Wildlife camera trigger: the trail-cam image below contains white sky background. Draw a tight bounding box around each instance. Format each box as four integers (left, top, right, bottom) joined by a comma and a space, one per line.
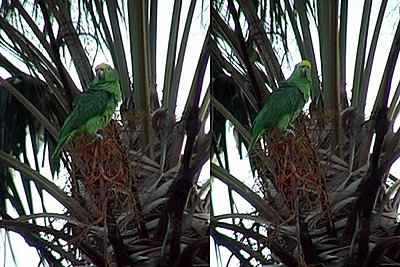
211, 1, 400, 266
0, 1, 209, 266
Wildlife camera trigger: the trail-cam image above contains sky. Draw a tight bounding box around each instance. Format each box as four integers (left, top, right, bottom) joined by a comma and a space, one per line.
211, 1, 400, 266
0, 1, 209, 266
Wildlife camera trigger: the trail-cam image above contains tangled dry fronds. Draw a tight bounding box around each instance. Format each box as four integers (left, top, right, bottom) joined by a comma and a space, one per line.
55, 111, 210, 265
65, 120, 143, 242
254, 113, 334, 230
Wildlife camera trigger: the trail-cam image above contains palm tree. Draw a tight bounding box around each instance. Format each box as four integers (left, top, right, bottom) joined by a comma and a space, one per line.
0, 0, 210, 266
211, 0, 400, 266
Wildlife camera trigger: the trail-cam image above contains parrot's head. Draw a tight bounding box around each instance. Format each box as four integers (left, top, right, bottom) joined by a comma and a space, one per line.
93, 63, 122, 101
285, 60, 312, 98
297, 60, 311, 80
95, 63, 119, 82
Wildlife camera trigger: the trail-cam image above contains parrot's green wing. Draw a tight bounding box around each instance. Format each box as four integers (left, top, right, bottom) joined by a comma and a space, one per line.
52, 89, 117, 158
248, 85, 306, 151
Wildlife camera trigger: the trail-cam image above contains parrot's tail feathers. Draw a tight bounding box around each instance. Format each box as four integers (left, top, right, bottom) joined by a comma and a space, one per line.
51, 137, 67, 159
52, 144, 62, 159
247, 137, 258, 155
52, 129, 80, 159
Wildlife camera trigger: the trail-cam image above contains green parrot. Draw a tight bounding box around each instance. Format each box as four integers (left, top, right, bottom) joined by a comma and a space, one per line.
248, 60, 312, 152
52, 63, 122, 158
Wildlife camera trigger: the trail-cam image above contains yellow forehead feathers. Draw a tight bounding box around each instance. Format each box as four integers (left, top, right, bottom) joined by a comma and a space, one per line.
298, 60, 311, 68
95, 63, 112, 71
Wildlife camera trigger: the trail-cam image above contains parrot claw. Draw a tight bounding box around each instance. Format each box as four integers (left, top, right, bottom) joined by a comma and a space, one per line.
284, 128, 295, 138
94, 133, 104, 140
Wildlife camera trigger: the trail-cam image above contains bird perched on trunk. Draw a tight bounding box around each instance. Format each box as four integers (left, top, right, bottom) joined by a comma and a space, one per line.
52, 63, 122, 158
248, 60, 312, 152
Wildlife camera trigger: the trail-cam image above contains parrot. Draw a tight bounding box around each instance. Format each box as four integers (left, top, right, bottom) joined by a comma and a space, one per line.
248, 60, 312, 152
52, 63, 122, 158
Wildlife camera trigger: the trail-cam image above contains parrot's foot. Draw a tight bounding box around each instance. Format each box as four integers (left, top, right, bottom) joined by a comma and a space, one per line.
284, 128, 295, 138
94, 133, 104, 140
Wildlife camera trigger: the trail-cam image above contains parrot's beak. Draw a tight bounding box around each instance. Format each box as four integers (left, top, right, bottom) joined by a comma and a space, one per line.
300, 66, 310, 77
95, 63, 112, 80
96, 68, 105, 80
